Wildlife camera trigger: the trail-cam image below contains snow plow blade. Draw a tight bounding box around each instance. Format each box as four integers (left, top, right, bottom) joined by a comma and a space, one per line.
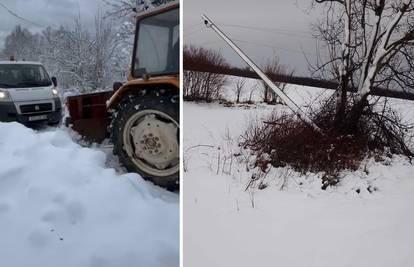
66, 91, 114, 142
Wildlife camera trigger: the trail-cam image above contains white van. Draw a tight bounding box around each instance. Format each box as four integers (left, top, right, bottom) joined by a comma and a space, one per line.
0, 61, 62, 125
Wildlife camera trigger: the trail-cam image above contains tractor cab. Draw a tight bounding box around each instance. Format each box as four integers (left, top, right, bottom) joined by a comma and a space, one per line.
132, 6, 179, 79
66, 2, 180, 189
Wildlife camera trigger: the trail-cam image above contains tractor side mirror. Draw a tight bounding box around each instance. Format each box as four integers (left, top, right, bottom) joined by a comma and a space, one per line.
51, 77, 58, 87
113, 82, 123, 92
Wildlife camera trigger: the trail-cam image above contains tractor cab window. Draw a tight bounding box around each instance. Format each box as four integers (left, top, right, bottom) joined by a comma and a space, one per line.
133, 7, 179, 77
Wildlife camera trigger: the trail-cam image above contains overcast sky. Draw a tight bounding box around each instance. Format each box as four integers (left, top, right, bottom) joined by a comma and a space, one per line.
1, 0, 327, 75
184, 0, 326, 75
0, 0, 102, 49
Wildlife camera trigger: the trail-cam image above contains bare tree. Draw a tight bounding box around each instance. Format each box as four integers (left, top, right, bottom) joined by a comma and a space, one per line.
102, 0, 174, 42
103, 0, 152, 17
91, 10, 124, 89
232, 77, 246, 103
183, 45, 228, 102
241, 0, 414, 188
2, 12, 128, 91
0, 51, 7, 60
261, 56, 293, 104
248, 83, 258, 103
3, 25, 42, 61
311, 0, 414, 132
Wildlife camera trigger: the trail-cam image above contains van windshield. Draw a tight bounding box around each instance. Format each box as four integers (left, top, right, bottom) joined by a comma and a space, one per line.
0, 64, 52, 88
132, 7, 179, 77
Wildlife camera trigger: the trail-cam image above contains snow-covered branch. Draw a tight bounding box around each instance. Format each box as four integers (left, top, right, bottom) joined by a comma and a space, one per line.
357, 0, 413, 98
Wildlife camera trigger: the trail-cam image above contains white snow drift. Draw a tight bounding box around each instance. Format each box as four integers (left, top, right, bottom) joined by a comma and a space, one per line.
0, 122, 178, 267
184, 83, 414, 267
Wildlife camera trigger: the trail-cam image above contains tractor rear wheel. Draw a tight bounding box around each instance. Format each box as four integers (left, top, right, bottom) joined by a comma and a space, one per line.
111, 95, 179, 189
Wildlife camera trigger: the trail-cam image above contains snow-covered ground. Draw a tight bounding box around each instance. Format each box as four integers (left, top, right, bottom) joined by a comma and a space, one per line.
0, 123, 178, 267
183, 83, 414, 267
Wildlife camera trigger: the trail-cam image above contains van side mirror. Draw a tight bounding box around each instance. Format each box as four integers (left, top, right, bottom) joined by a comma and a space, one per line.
51, 77, 58, 87
113, 82, 123, 92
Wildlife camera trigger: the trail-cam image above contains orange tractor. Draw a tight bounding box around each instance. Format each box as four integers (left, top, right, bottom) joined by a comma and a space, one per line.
66, 2, 179, 189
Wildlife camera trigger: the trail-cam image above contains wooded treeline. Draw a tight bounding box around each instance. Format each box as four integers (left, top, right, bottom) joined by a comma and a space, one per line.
1, 0, 174, 92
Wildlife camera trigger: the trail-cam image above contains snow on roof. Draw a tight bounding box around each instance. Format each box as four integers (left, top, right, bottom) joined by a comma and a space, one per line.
136, 0, 179, 20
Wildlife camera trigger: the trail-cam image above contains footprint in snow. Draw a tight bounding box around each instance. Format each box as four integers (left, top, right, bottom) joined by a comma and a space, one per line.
0, 166, 24, 187
27, 229, 52, 248
65, 200, 86, 224
90, 256, 111, 267
41, 200, 85, 225
49, 132, 72, 148
0, 202, 11, 214
52, 192, 67, 204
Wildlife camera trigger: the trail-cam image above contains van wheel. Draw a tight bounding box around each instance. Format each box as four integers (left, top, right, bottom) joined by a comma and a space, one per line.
111, 95, 179, 189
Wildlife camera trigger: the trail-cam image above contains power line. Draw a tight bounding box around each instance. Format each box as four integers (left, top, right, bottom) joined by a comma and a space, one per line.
219, 22, 311, 34
184, 21, 320, 57
184, 22, 203, 31
0, 1, 45, 27
233, 38, 308, 55
220, 23, 314, 40
194, 40, 222, 47
185, 22, 324, 58
184, 26, 205, 37
232, 38, 326, 58
192, 36, 326, 59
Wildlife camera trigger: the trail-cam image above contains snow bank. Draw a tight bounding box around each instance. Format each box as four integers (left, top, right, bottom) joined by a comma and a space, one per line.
0, 123, 178, 267
183, 83, 414, 267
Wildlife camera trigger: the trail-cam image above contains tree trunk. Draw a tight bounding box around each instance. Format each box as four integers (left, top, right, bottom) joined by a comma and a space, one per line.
264, 86, 269, 103
334, 75, 348, 127
345, 93, 369, 134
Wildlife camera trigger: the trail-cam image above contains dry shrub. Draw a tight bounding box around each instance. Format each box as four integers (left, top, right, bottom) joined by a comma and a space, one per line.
241, 100, 414, 189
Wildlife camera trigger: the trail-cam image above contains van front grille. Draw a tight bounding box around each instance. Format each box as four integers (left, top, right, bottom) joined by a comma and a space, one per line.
20, 103, 53, 114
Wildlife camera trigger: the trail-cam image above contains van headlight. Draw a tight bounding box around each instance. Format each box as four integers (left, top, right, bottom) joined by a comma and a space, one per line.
52, 88, 59, 96
0, 89, 10, 101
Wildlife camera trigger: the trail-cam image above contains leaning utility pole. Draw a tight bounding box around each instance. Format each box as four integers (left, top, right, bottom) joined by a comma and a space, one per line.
201, 14, 323, 134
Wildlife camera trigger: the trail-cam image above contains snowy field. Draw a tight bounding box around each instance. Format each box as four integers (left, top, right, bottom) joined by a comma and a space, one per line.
183, 83, 414, 267
0, 123, 178, 267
